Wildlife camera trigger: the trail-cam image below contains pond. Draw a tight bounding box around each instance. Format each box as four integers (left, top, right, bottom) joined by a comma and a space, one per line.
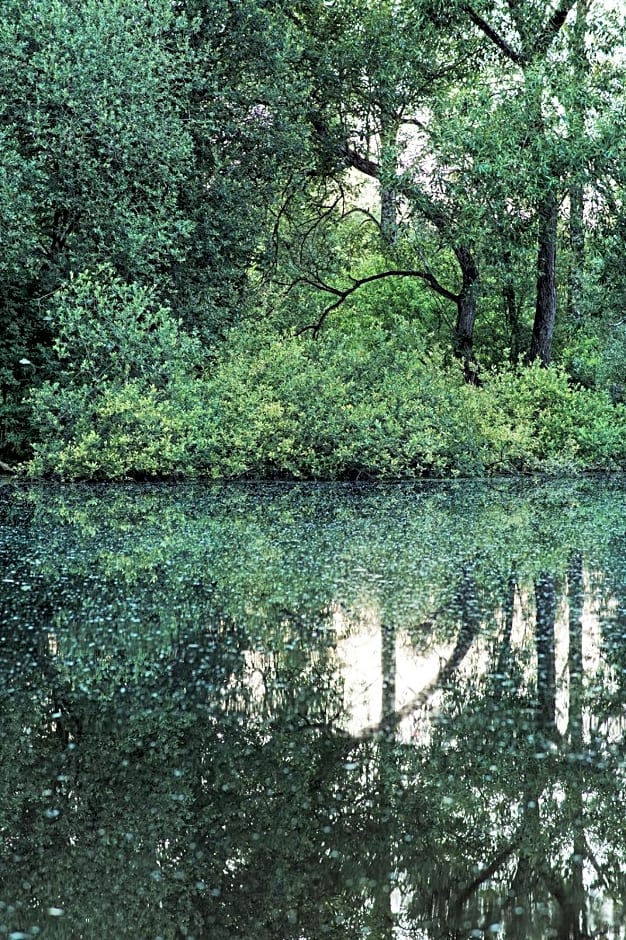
1, 478, 626, 939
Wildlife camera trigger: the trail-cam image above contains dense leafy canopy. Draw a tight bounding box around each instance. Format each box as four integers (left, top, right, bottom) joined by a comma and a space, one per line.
1, 0, 626, 476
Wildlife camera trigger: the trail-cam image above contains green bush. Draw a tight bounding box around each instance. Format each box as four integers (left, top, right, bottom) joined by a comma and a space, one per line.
26, 292, 626, 480
27, 267, 207, 479
196, 323, 473, 480
476, 362, 626, 472
198, 325, 626, 479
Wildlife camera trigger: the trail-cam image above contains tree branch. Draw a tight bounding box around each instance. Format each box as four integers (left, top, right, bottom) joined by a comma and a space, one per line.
535, 0, 578, 57
353, 592, 479, 744
343, 145, 380, 179
296, 269, 458, 337
463, 4, 526, 64
399, 116, 429, 132
454, 839, 521, 911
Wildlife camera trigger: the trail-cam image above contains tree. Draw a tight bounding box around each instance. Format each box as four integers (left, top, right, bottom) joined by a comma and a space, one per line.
0, 0, 317, 461
0, 0, 198, 458
454, 0, 626, 366
286, 0, 626, 373
461, 0, 577, 365
269, 0, 486, 375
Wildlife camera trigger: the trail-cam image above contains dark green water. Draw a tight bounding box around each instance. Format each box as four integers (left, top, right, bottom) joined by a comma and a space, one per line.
2, 479, 626, 939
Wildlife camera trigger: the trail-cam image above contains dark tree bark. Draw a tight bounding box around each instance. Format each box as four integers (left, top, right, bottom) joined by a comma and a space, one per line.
568, 182, 585, 325
465, 2, 577, 366
453, 245, 480, 380
529, 192, 558, 366
567, 551, 584, 747
344, 144, 481, 378
381, 622, 396, 719
380, 185, 398, 247
567, 1, 589, 325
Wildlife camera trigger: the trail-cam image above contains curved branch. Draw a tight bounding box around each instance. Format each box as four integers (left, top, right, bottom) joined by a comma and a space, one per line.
465, 0, 576, 65
536, 0, 577, 57
454, 840, 521, 911
343, 145, 380, 179
354, 583, 480, 744
296, 269, 459, 337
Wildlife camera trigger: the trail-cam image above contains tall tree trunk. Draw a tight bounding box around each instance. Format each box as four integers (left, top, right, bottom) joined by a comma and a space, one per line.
530, 192, 558, 366
380, 187, 398, 248
567, 1, 589, 325
453, 245, 480, 381
568, 181, 585, 325
502, 251, 522, 362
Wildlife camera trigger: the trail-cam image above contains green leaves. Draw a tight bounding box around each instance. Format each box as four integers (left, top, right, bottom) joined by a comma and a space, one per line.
2, 0, 196, 279
27, 308, 626, 479
27, 267, 206, 479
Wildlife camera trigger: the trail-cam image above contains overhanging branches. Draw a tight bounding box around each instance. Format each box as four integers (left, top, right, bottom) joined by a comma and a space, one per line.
294, 268, 458, 337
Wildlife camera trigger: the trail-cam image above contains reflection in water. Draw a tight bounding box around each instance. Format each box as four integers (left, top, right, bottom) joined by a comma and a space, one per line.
1, 480, 626, 938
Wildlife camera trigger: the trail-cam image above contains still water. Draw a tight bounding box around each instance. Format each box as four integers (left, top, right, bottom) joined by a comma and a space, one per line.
2, 479, 626, 939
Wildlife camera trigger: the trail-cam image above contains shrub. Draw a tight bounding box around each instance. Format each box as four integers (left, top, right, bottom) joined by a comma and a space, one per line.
26, 292, 626, 480
476, 362, 626, 472
27, 267, 206, 479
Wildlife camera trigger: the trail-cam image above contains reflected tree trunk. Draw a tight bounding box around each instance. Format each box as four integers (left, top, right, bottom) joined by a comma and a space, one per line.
355, 564, 481, 744
535, 572, 557, 735
381, 621, 396, 719
567, 552, 584, 750
455, 562, 482, 652
559, 550, 588, 939
496, 568, 518, 682
360, 567, 481, 935
370, 621, 397, 939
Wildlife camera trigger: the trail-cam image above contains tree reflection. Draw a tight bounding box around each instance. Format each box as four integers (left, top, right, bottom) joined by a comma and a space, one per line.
2, 481, 626, 937
395, 553, 625, 939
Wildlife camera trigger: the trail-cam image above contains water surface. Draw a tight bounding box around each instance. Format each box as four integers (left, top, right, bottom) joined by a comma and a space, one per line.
2, 479, 626, 939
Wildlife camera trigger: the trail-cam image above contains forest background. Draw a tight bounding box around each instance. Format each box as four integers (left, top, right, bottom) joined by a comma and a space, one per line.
3, 0, 626, 480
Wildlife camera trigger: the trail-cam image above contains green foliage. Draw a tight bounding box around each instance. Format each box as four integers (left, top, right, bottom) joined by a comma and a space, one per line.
0, 0, 318, 460
0, 0, 197, 461
477, 362, 626, 472
561, 313, 626, 398
197, 326, 626, 479
27, 268, 207, 479
8, 0, 626, 476
46, 267, 202, 387
0, 0, 197, 286
27, 307, 626, 480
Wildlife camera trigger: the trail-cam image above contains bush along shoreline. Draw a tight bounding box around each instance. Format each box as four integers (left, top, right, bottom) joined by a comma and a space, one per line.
20, 274, 626, 482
